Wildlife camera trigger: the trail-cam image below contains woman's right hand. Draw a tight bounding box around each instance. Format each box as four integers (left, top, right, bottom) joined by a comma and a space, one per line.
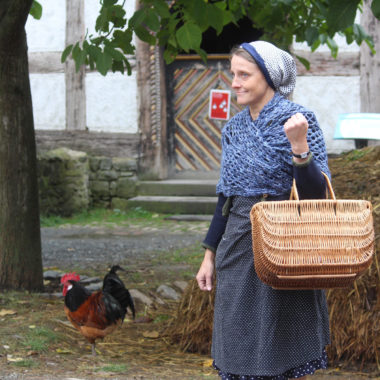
196, 249, 215, 291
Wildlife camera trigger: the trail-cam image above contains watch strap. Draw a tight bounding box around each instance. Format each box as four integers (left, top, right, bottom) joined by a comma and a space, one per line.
292, 150, 310, 159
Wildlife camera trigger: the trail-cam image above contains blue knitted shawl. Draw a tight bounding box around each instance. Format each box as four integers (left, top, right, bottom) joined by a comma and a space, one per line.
216, 93, 330, 197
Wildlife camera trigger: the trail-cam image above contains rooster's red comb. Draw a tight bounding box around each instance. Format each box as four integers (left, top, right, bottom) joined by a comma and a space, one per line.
60, 272, 80, 284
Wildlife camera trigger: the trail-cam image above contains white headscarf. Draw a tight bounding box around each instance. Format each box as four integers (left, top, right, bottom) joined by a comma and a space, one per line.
241, 41, 296, 97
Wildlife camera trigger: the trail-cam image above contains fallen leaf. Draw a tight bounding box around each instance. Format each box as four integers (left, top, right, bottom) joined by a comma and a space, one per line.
202, 359, 214, 367
56, 348, 75, 354
142, 330, 159, 339
0, 309, 17, 317
134, 316, 153, 323
29, 325, 36, 329
7, 355, 24, 362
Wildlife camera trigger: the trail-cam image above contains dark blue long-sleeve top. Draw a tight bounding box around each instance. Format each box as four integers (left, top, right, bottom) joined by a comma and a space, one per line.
202, 156, 327, 253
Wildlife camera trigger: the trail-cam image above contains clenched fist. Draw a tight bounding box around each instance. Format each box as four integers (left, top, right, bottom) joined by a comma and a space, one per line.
284, 112, 309, 157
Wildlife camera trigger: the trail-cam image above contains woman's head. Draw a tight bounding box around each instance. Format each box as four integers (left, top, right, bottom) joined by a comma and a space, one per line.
230, 53, 275, 112
230, 41, 296, 98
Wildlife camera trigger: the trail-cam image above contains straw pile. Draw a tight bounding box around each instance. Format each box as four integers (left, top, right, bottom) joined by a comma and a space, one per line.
165, 278, 215, 354
166, 146, 380, 368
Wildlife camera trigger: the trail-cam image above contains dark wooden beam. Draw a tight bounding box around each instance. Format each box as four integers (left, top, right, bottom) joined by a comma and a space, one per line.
35, 130, 139, 158
294, 50, 360, 76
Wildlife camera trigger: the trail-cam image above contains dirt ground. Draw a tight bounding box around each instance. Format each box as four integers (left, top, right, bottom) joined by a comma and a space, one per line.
0, 220, 378, 379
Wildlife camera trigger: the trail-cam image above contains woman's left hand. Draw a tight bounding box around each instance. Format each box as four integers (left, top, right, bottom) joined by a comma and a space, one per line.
284, 112, 309, 155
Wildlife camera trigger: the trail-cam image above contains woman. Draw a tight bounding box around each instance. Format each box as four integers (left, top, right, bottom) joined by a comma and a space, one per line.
196, 41, 330, 380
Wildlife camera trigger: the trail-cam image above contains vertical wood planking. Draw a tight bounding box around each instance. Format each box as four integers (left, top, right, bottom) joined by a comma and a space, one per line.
360, 0, 380, 113
65, 0, 86, 130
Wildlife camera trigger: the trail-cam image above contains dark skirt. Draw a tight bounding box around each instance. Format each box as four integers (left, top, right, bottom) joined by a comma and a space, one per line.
212, 196, 330, 377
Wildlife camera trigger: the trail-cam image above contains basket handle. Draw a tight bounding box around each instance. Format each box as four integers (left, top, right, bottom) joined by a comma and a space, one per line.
290, 171, 336, 201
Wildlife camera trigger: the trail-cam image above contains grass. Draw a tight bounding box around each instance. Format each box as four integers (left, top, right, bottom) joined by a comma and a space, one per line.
40, 207, 166, 228
22, 326, 59, 352
151, 244, 204, 268
11, 359, 38, 368
96, 363, 129, 373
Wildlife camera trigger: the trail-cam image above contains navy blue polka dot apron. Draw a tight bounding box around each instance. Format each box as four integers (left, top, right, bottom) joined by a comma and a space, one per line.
212, 196, 330, 378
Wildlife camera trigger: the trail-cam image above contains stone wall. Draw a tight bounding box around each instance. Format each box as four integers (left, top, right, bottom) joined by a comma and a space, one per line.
38, 148, 137, 216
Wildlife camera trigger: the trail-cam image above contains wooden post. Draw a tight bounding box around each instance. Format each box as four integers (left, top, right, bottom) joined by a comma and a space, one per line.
360, 1, 380, 147
135, 0, 168, 179
136, 41, 168, 179
65, 0, 86, 130
361, 1, 380, 112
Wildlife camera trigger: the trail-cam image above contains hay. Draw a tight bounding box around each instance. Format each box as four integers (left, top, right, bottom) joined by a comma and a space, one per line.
326, 254, 379, 369
166, 257, 379, 370
164, 278, 214, 354
166, 147, 380, 370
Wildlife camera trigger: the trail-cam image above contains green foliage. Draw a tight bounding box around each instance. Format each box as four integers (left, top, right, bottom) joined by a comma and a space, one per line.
371, 0, 380, 19
29, 1, 42, 20
62, 0, 377, 75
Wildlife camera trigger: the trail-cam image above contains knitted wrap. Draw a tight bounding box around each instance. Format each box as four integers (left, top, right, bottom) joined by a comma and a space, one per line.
216, 93, 330, 197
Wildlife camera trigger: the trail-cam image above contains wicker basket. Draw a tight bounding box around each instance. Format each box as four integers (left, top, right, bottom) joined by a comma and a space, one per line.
250, 173, 375, 289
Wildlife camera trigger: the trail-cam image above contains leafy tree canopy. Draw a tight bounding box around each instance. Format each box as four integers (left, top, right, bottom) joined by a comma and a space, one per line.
54, 0, 380, 75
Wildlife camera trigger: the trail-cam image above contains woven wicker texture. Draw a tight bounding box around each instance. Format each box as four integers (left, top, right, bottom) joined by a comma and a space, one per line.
250, 174, 375, 289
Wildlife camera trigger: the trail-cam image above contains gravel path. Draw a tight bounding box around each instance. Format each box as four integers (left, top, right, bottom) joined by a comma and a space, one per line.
41, 224, 206, 269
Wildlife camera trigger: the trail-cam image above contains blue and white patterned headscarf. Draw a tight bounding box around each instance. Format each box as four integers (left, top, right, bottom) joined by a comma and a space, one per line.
241, 41, 296, 97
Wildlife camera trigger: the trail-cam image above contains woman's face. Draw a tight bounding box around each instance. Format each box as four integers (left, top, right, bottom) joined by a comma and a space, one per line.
230, 54, 274, 111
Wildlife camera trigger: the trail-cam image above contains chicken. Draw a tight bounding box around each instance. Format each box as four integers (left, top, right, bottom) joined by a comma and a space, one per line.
61, 265, 135, 355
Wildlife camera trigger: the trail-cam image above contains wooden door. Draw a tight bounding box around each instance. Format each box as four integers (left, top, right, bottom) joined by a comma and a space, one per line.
166, 57, 241, 177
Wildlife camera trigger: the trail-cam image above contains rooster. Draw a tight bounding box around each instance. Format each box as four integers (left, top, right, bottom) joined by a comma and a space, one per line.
61, 265, 135, 355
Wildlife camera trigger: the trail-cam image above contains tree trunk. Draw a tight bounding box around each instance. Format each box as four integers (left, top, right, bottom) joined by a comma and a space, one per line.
0, 0, 43, 290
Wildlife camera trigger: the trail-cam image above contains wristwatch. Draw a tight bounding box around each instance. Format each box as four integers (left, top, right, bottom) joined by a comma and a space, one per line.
292, 150, 310, 159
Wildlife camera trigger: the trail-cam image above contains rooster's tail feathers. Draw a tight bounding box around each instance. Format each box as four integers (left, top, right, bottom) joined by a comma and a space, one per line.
103, 266, 135, 319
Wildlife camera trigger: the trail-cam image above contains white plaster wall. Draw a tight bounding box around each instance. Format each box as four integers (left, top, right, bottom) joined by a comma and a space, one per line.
25, 1, 138, 133
293, 29, 360, 153
29, 74, 66, 130
84, 1, 138, 133
26, 0, 66, 52
86, 71, 138, 133
293, 76, 358, 154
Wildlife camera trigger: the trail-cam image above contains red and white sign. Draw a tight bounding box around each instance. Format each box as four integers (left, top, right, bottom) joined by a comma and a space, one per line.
209, 89, 231, 120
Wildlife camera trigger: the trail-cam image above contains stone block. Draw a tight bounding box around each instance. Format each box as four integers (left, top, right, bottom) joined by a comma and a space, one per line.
112, 157, 137, 171
119, 171, 135, 177
99, 157, 112, 170
38, 147, 89, 216
97, 170, 118, 181
111, 197, 129, 210
89, 157, 101, 171
115, 176, 137, 199
90, 180, 110, 198
156, 284, 180, 300
110, 181, 117, 196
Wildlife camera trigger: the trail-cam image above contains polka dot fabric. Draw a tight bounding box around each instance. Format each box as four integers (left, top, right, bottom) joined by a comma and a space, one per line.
211, 195, 330, 377
213, 349, 328, 379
